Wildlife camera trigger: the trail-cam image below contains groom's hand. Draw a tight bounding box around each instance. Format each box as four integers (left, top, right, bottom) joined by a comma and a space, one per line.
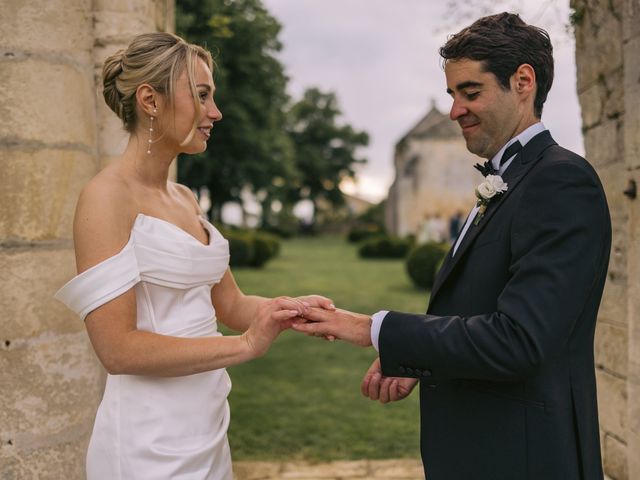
293, 295, 337, 341
291, 307, 372, 347
361, 357, 418, 404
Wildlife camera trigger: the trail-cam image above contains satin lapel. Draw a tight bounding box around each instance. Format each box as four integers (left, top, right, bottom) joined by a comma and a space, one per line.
428, 131, 557, 308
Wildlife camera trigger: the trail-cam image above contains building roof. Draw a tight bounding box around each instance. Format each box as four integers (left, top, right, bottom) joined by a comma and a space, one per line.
396, 102, 460, 150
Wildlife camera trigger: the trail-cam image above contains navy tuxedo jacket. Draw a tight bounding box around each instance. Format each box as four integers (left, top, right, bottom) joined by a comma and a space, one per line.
380, 131, 610, 480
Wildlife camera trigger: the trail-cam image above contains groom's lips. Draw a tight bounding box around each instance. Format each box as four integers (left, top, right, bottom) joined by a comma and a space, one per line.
460, 122, 479, 136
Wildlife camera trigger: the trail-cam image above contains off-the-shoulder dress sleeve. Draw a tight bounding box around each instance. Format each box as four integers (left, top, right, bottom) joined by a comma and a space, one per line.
54, 239, 140, 320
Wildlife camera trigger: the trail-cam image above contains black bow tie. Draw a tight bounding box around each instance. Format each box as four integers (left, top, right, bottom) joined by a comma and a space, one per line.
474, 141, 523, 177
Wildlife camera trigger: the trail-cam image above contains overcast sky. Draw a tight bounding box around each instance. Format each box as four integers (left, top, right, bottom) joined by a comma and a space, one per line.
261, 0, 581, 202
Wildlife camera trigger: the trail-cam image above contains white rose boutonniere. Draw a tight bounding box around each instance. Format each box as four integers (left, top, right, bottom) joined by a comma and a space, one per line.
474, 174, 508, 225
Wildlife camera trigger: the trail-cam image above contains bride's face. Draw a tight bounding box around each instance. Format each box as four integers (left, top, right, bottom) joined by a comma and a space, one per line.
161, 57, 222, 155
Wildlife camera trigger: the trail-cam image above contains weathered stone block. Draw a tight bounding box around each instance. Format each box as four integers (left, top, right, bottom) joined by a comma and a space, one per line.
583, 119, 624, 168
623, 35, 640, 170
93, 11, 156, 41
596, 369, 628, 441
603, 67, 625, 120
622, 0, 640, 41
95, 99, 129, 159
0, 149, 96, 241
0, 0, 92, 54
92, 0, 154, 14
0, 60, 96, 147
603, 434, 628, 480
595, 160, 628, 228
0, 435, 87, 480
595, 321, 628, 376
574, 0, 624, 92
0, 330, 103, 480
578, 83, 604, 129
598, 277, 627, 328
0, 248, 81, 338
628, 431, 640, 480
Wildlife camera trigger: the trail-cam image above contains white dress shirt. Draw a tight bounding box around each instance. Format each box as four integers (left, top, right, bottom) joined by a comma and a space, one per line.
370, 122, 547, 351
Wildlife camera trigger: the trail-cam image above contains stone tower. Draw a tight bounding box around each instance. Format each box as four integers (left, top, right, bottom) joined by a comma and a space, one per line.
572, 0, 640, 478
0, 1, 174, 477
385, 104, 478, 238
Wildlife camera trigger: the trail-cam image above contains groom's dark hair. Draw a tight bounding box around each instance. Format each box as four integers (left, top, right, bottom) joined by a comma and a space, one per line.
439, 12, 554, 118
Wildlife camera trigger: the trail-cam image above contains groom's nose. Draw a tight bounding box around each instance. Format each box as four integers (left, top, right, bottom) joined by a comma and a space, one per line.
449, 99, 469, 121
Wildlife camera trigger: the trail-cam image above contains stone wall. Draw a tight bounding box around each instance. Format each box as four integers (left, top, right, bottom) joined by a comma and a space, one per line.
572, 0, 640, 478
0, 1, 173, 477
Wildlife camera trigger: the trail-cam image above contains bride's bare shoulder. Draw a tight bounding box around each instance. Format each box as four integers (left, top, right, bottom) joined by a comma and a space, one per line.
73, 169, 137, 274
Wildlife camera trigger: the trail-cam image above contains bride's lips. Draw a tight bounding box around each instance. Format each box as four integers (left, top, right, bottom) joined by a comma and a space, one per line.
197, 126, 212, 139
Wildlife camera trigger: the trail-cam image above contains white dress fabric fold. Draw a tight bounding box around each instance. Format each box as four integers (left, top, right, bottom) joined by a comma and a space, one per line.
54, 214, 233, 480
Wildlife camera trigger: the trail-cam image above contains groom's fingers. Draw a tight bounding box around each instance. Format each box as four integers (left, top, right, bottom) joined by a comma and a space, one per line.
367, 371, 382, 400
302, 307, 334, 322
378, 376, 393, 403
291, 322, 330, 337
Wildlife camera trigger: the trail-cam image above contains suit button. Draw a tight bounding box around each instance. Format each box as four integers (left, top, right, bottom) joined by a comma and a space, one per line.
398, 366, 406, 373
422, 369, 432, 377
406, 368, 415, 375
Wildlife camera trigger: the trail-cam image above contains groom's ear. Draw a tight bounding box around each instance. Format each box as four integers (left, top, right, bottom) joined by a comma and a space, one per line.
512, 64, 536, 95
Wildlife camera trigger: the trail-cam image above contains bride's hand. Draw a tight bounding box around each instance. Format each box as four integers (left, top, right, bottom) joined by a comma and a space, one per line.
295, 294, 337, 341
242, 297, 307, 358
295, 294, 335, 311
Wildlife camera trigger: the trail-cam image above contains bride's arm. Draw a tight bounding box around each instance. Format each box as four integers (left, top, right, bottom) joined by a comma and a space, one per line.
211, 269, 271, 333
75, 182, 302, 378
84, 288, 300, 377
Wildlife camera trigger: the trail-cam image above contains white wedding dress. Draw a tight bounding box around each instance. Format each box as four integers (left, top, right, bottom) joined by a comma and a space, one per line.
55, 214, 233, 480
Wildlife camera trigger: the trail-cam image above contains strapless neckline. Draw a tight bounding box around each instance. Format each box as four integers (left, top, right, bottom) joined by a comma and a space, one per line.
134, 213, 212, 247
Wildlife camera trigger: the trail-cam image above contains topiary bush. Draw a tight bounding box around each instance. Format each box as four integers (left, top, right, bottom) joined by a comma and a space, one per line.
347, 224, 384, 243
358, 236, 413, 259
226, 232, 254, 267
250, 234, 274, 268
405, 242, 450, 290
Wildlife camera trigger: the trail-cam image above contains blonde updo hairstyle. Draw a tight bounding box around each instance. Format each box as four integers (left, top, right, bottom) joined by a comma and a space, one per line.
102, 32, 213, 145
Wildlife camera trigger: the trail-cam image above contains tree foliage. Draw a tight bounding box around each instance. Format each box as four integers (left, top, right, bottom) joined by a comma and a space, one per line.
176, 0, 369, 227
286, 88, 368, 221
176, 0, 295, 219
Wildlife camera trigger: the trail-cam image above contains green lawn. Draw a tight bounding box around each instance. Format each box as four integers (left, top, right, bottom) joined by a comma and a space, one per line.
224, 236, 428, 462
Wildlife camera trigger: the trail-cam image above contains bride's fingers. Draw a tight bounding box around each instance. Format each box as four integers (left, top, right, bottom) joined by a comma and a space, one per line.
302, 295, 335, 310
270, 310, 300, 323
274, 297, 307, 315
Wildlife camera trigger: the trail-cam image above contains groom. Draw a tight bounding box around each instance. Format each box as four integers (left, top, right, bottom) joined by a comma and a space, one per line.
294, 12, 611, 480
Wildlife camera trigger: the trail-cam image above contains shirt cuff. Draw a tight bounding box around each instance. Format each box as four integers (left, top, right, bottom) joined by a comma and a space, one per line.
370, 310, 389, 352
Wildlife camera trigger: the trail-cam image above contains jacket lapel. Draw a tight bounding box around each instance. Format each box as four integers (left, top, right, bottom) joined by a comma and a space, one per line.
428, 131, 557, 308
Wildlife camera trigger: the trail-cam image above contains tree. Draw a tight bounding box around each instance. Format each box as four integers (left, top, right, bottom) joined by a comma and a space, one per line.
176, 0, 296, 221
286, 88, 369, 226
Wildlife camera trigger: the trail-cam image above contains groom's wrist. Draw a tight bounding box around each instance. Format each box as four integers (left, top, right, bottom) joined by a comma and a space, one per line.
370, 310, 389, 351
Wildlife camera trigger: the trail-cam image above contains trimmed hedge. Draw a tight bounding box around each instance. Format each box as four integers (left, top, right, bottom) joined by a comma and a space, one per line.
358, 236, 413, 259
222, 229, 281, 268
347, 224, 384, 243
405, 242, 450, 290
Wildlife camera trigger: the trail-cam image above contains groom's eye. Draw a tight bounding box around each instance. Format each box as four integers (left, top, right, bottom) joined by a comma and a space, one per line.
466, 92, 480, 100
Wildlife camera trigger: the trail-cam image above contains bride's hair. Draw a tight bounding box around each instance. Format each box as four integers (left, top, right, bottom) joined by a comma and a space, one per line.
102, 32, 213, 141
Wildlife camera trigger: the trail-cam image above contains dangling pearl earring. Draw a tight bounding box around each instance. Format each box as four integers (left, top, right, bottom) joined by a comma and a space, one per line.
147, 108, 157, 154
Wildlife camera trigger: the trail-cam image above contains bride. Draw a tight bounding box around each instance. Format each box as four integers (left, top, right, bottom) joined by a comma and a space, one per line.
55, 32, 332, 480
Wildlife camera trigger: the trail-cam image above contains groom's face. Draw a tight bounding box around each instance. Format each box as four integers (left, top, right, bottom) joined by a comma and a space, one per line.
445, 58, 520, 159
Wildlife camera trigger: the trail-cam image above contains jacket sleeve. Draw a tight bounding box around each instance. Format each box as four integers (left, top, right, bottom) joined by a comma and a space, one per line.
379, 160, 611, 382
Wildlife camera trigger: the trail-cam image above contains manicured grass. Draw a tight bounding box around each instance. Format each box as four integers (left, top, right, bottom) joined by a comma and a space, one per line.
224, 236, 428, 461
